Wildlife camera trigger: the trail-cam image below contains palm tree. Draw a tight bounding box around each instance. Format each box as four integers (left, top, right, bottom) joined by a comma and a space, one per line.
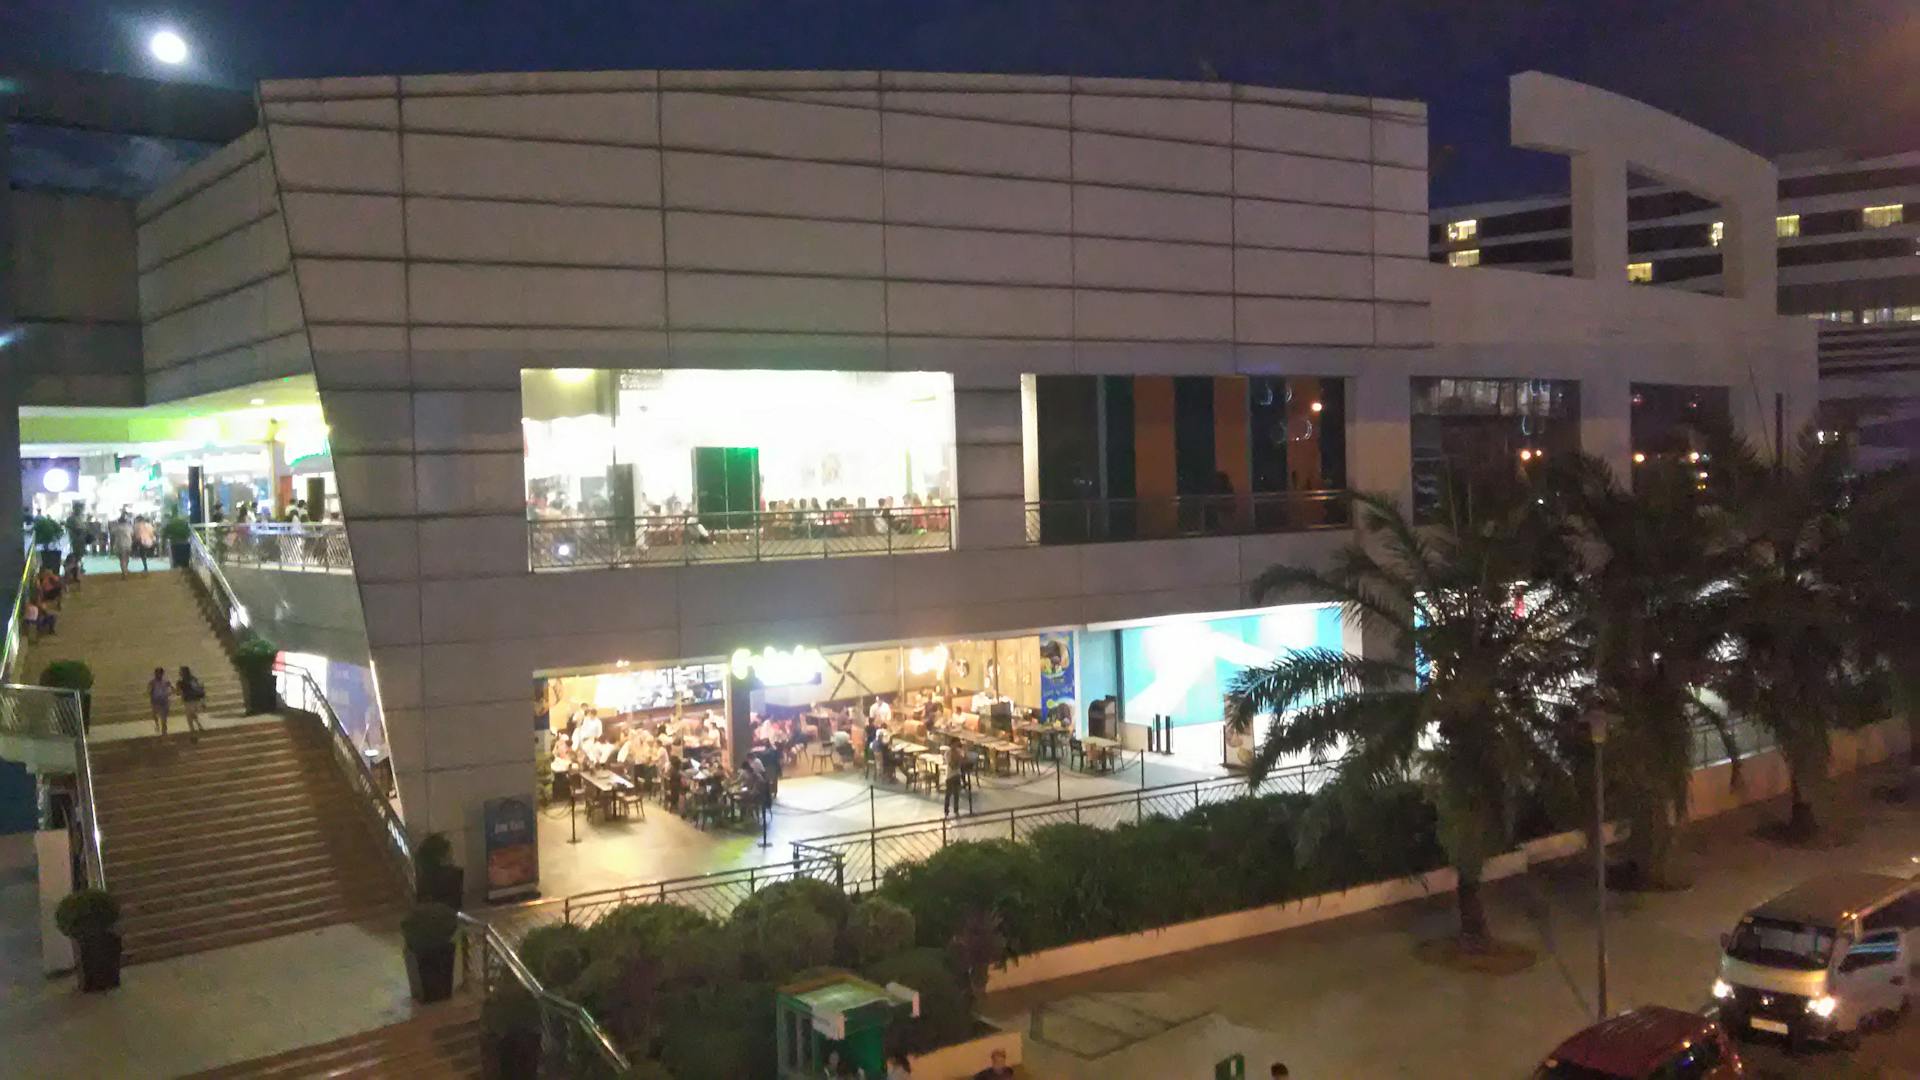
1831, 462, 1920, 793
1224, 476, 1580, 952
1546, 452, 1740, 888
1706, 429, 1883, 840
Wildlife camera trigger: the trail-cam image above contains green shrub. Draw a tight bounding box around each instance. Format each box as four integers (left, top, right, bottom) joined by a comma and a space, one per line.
730, 877, 851, 929
234, 634, 278, 672
843, 896, 916, 968
480, 983, 540, 1039
733, 898, 835, 982
656, 981, 775, 1080
863, 947, 974, 1055
415, 832, 453, 870
400, 902, 459, 953
1024, 824, 1132, 947
878, 840, 1040, 958
161, 515, 192, 543
55, 889, 119, 939
38, 660, 94, 693
31, 516, 62, 547
520, 922, 593, 989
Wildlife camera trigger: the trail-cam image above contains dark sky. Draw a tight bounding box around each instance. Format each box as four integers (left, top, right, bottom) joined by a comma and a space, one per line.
5, 0, 1916, 207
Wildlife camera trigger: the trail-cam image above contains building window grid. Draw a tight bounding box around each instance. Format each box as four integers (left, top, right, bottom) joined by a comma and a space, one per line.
1446, 219, 1479, 243
1447, 248, 1481, 268
1776, 214, 1801, 238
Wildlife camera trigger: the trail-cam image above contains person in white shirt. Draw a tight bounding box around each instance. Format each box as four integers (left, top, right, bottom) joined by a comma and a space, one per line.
868, 697, 893, 727
581, 734, 614, 767
572, 708, 604, 746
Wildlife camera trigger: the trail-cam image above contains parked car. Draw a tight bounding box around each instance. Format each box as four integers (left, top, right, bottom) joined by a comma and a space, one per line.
1533, 1005, 1742, 1079
1711, 871, 1919, 1050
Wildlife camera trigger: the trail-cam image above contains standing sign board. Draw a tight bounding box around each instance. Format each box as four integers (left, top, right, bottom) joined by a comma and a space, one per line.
483, 796, 539, 901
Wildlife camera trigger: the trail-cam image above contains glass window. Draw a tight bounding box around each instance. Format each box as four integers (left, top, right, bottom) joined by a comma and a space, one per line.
1631, 383, 1731, 485
1863, 204, 1905, 228
1709, 221, 1724, 248
1410, 377, 1581, 519
1862, 306, 1897, 324
1842, 930, 1901, 970
1446, 219, 1479, 242
1725, 917, 1837, 971
1448, 248, 1481, 268
1626, 261, 1654, 283
1776, 213, 1801, 238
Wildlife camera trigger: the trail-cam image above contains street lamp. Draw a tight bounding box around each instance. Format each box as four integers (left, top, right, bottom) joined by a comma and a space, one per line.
1587, 709, 1611, 1019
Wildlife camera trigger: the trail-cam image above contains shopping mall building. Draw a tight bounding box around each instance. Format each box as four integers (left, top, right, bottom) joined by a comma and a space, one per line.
5, 68, 1813, 883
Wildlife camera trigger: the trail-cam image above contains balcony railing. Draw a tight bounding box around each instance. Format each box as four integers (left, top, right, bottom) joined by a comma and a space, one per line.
196, 522, 352, 574
528, 505, 955, 571
1024, 491, 1351, 545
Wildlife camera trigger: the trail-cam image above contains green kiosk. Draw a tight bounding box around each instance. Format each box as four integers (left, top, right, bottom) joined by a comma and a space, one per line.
774, 970, 917, 1079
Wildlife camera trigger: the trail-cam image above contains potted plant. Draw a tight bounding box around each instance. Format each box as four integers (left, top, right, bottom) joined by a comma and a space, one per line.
161, 514, 193, 568
39, 659, 94, 730
413, 832, 465, 909
31, 516, 63, 565
55, 888, 122, 992
480, 985, 542, 1080
401, 901, 460, 1003
234, 634, 278, 714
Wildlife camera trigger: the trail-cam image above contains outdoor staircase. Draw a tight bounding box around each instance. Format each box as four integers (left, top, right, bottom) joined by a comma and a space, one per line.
23, 569, 245, 728
184, 1000, 482, 1079
93, 720, 405, 964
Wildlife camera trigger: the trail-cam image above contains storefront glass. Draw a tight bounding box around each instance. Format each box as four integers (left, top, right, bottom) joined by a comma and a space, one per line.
522, 368, 957, 519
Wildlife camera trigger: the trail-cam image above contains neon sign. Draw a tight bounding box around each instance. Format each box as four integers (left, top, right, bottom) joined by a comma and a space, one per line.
729, 645, 824, 686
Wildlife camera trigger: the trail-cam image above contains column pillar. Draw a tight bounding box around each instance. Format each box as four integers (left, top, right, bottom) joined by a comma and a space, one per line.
952, 373, 1025, 550
1569, 152, 1628, 283
0, 127, 19, 586
1580, 372, 1634, 484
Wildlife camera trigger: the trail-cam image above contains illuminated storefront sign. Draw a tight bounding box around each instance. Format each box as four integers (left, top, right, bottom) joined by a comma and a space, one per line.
906, 644, 949, 676
729, 645, 825, 686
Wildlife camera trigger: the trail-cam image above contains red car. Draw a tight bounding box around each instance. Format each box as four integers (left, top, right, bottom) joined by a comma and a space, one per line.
1534, 1006, 1743, 1079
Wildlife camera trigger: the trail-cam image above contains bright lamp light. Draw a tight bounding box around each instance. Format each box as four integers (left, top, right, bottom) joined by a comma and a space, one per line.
41, 468, 72, 494
150, 30, 189, 65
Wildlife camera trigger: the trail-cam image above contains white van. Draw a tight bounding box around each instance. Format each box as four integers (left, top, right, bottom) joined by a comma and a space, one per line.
1712, 871, 1920, 1049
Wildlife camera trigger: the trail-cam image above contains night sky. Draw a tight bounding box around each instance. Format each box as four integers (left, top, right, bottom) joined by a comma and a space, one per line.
4, 0, 1915, 207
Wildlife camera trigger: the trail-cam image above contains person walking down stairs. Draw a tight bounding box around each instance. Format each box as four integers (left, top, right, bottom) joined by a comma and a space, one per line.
176, 666, 209, 740
148, 667, 173, 738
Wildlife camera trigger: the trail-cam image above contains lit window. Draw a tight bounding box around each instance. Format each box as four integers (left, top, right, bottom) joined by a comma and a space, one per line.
1626, 261, 1653, 283
1863, 204, 1905, 229
1776, 214, 1801, 238
1448, 248, 1481, 268
1446, 219, 1478, 243
1709, 221, 1724, 248
1895, 306, 1920, 322
1862, 307, 1896, 324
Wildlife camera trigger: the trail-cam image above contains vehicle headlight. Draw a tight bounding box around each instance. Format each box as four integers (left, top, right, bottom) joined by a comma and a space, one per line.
1807, 994, 1838, 1018
1711, 979, 1733, 1001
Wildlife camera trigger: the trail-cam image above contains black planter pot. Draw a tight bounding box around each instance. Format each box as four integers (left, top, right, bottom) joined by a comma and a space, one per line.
418, 864, 465, 910
483, 1029, 542, 1080
75, 931, 122, 992
239, 666, 278, 715
170, 540, 191, 568
406, 943, 456, 1003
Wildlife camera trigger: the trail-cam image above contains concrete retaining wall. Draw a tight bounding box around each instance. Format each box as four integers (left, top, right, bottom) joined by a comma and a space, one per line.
908, 1027, 1022, 1080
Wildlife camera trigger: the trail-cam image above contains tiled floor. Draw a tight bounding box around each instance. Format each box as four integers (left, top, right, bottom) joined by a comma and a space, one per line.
0, 831, 417, 1078
532, 752, 1235, 899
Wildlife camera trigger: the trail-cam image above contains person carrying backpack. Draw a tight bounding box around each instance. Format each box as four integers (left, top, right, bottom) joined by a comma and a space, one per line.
176, 666, 208, 738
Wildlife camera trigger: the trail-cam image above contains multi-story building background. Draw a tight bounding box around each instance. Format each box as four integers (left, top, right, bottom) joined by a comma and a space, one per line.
6, 70, 1813, 893
1431, 149, 1920, 466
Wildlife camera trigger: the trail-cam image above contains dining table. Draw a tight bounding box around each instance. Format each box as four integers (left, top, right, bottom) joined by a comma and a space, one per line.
1081, 734, 1121, 773
580, 768, 636, 820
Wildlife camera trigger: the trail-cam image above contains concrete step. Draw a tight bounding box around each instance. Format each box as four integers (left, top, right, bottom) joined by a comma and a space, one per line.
124, 874, 395, 936
184, 1002, 481, 1079
102, 791, 358, 845
110, 844, 389, 898
97, 770, 343, 819
124, 900, 401, 965
109, 829, 388, 885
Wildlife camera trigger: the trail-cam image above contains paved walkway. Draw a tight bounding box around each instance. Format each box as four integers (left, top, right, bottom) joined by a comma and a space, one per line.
536, 752, 1234, 897
983, 769, 1920, 1080
0, 831, 418, 1078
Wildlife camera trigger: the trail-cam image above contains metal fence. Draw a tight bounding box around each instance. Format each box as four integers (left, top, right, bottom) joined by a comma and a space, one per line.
795, 754, 1342, 893
196, 522, 353, 573
1024, 491, 1351, 546
528, 505, 954, 571
484, 853, 847, 944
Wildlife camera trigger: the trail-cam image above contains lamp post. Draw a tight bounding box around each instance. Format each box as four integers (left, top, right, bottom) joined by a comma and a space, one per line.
1588, 709, 1610, 1019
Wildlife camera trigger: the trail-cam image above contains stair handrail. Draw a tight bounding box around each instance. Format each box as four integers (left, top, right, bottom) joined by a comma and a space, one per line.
185, 528, 250, 633
273, 660, 415, 896
3, 535, 37, 683
457, 911, 631, 1076
0, 682, 104, 888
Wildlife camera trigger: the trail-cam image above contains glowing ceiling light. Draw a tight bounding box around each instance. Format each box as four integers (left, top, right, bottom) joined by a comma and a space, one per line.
149, 29, 189, 65
250, 398, 266, 406
1309, 401, 1323, 413
42, 468, 72, 493
1632, 452, 1647, 464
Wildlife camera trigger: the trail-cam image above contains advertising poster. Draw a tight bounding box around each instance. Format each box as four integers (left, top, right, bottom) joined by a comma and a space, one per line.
483, 795, 539, 902
1038, 631, 1076, 722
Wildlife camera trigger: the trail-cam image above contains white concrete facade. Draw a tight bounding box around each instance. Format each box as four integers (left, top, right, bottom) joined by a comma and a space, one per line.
128, 70, 1811, 875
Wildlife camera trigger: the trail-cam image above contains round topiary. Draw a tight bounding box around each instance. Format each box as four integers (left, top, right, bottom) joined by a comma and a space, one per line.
39, 660, 95, 693
400, 901, 459, 953
161, 515, 192, 543
845, 897, 916, 968
519, 922, 593, 988
55, 889, 120, 939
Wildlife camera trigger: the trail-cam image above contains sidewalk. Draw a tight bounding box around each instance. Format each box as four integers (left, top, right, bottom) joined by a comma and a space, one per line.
0, 831, 417, 1077
984, 769, 1920, 1079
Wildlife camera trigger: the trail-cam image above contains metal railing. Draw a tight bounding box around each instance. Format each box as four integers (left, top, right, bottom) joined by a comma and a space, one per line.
459, 911, 630, 1078
2, 536, 34, 683
528, 504, 955, 571
484, 853, 846, 944
1024, 490, 1351, 546
276, 660, 413, 893
796, 753, 1341, 892
186, 528, 252, 634
196, 522, 353, 574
